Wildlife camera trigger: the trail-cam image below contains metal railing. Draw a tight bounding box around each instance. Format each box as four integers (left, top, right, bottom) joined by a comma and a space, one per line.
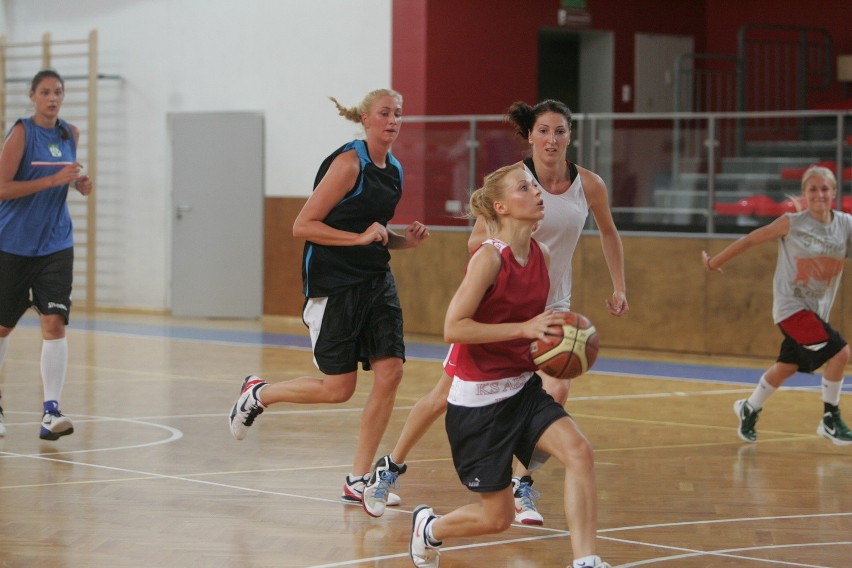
396, 109, 852, 234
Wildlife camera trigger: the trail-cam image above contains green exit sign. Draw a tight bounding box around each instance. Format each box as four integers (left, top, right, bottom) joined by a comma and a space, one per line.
562, 0, 587, 8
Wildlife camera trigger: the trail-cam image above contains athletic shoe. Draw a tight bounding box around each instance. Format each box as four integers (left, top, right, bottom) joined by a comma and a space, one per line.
39, 410, 73, 440
816, 408, 852, 446
573, 558, 612, 568
512, 475, 544, 525
362, 455, 407, 517
410, 505, 441, 568
342, 473, 401, 507
733, 399, 760, 442
0, 404, 5, 437
229, 375, 267, 440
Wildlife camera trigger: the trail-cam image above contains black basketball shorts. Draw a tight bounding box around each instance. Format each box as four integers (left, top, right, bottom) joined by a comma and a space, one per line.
0, 247, 74, 328
445, 373, 569, 493
303, 272, 405, 375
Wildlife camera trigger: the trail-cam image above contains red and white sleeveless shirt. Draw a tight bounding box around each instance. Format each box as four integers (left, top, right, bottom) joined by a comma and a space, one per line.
448, 237, 550, 407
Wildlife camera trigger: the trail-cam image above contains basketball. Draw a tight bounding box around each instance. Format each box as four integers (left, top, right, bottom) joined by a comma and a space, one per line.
530, 311, 599, 379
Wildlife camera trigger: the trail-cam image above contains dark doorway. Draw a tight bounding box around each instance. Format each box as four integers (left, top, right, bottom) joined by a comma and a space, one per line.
538, 29, 580, 111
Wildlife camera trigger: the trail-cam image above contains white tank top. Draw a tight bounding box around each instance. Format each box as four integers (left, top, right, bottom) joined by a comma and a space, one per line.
524, 161, 589, 310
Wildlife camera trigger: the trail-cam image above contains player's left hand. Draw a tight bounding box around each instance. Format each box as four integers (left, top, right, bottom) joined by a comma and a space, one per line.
404, 221, 430, 247
74, 175, 93, 196
606, 290, 628, 316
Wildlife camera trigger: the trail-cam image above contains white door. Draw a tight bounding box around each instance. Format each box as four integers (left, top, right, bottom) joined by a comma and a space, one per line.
169, 112, 264, 318
634, 33, 695, 112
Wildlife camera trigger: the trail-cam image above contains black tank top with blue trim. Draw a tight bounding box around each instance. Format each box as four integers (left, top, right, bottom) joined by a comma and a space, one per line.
301, 139, 403, 297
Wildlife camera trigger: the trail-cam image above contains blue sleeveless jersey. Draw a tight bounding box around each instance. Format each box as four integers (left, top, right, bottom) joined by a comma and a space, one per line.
0, 117, 76, 256
302, 139, 403, 297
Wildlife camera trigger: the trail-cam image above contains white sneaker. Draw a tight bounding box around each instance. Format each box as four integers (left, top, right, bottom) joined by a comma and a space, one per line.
229, 375, 267, 440
40, 411, 73, 440
410, 505, 441, 567
362, 455, 407, 517
573, 557, 611, 568
341, 473, 401, 507
512, 476, 544, 525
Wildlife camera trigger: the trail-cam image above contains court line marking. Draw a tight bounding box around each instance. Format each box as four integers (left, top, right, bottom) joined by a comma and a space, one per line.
608, 535, 850, 567
0, 415, 182, 458
5, 319, 850, 565
3, 441, 849, 568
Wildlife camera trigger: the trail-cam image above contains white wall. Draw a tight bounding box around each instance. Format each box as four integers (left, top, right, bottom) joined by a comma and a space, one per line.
2, 0, 392, 310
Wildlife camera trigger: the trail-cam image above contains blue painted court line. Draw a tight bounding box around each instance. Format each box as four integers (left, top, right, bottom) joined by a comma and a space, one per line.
18, 315, 848, 391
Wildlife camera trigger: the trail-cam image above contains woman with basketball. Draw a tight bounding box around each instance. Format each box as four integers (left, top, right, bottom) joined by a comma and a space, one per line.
703, 165, 852, 445
228, 89, 430, 505
408, 163, 610, 568
363, 99, 627, 524
0, 69, 91, 440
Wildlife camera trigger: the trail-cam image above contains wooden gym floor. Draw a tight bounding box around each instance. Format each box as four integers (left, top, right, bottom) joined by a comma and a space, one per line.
0, 311, 850, 567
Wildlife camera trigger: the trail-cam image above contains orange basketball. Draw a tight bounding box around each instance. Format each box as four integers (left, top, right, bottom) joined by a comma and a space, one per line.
529, 311, 599, 379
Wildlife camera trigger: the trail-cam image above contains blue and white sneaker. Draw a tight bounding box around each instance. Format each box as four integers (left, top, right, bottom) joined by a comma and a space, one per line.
229, 375, 267, 440
362, 455, 407, 517
40, 410, 73, 440
342, 472, 401, 508
512, 476, 543, 525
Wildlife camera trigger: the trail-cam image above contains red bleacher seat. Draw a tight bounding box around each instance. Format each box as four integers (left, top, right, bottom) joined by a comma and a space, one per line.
714, 194, 800, 217
750, 194, 784, 216
714, 198, 753, 216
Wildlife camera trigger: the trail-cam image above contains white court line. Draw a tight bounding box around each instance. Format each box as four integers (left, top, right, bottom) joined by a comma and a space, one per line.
1, 412, 849, 567
306, 514, 852, 568
0, 415, 183, 458
610, 537, 851, 567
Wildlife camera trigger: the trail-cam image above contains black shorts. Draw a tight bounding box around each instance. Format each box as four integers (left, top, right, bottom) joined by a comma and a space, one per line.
0, 248, 73, 328
445, 374, 569, 493
303, 272, 405, 375
776, 310, 847, 373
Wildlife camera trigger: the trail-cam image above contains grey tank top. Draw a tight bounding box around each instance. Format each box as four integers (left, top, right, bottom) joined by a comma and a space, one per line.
773, 210, 852, 323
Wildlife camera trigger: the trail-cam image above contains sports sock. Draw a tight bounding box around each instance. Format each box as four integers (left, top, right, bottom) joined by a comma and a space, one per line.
747, 374, 776, 410
40, 338, 68, 405
821, 376, 843, 407
424, 518, 442, 546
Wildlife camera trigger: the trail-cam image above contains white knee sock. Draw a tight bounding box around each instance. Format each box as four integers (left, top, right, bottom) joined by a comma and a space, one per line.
747, 374, 777, 410
41, 338, 68, 404
822, 376, 844, 407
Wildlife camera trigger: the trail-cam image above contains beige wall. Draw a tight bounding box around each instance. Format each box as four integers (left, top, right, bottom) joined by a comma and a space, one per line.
266, 197, 852, 358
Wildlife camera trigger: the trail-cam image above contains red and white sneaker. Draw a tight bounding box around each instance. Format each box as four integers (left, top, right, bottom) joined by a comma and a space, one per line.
229, 375, 267, 440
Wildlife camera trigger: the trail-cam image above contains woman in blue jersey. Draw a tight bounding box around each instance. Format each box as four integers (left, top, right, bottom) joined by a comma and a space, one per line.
408, 164, 610, 568
229, 89, 429, 505
363, 99, 627, 524
0, 69, 92, 440
703, 165, 852, 446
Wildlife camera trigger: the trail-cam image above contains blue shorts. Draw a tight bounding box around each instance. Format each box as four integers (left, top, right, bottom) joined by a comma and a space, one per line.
302, 272, 405, 375
0, 247, 73, 328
